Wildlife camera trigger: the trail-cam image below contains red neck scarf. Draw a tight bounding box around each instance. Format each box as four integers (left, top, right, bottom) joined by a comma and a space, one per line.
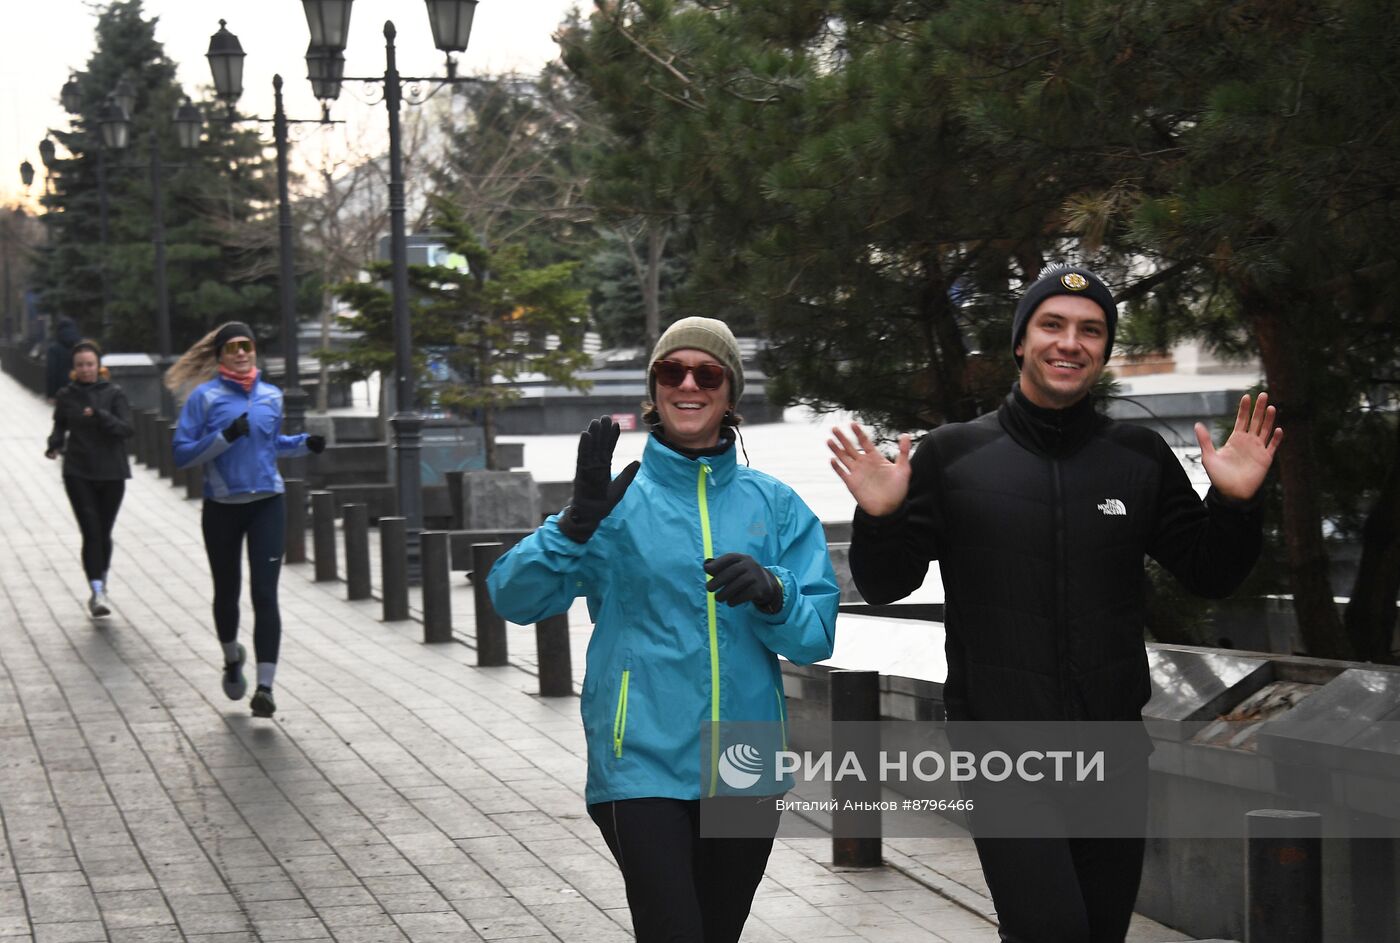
218, 365, 258, 393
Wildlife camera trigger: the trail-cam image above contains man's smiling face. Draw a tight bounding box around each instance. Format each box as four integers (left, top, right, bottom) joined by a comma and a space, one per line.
1014, 295, 1108, 409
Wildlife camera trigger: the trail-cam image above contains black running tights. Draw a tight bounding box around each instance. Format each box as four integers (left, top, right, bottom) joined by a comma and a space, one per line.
63, 477, 125, 582
588, 797, 780, 943
201, 495, 285, 664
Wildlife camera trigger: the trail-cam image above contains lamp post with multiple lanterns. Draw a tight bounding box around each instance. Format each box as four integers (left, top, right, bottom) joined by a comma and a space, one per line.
296, 0, 480, 572
204, 19, 341, 436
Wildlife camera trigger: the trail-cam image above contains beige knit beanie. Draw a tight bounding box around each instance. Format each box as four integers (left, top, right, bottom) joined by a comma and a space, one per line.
647, 316, 745, 404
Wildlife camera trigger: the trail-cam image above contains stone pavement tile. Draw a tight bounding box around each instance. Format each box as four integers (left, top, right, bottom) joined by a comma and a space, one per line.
362, 874, 437, 897
327, 929, 411, 943
527, 901, 632, 942
449, 896, 529, 921
246, 915, 332, 941
172, 912, 255, 936
931, 928, 1003, 943
464, 912, 551, 941
105, 926, 184, 943
315, 905, 396, 929
390, 911, 475, 936
378, 892, 454, 915
230, 880, 302, 903
301, 884, 378, 908
30, 924, 109, 943
749, 891, 825, 923
823, 902, 931, 931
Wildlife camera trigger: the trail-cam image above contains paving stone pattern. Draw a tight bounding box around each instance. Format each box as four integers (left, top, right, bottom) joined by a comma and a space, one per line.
0, 371, 1190, 943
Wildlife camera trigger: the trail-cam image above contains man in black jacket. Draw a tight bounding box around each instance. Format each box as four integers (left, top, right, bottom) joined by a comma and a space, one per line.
828, 265, 1281, 942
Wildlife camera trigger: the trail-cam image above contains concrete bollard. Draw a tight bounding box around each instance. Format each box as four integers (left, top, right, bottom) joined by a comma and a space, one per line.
380, 516, 409, 622
185, 461, 203, 500
311, 490, 337, 582
343, 503, 371, 601
139, 411, 158, 467
157, 422, 174, 479
1246, 810, 1322, 943
132, 409, 149, 466
421, 531, 453, 643
471, 542, 507, 666
164, 423, 179, 484
283, 479, 306, 563
831, 669, 882, 868
536, 612, 573, 697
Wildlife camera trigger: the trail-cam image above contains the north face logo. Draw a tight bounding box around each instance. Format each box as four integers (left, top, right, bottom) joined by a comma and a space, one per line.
748, 521, 768, 537
1098, 498, 1127, 516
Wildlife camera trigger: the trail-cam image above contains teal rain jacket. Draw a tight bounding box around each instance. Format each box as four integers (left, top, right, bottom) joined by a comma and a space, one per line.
488, 433, 839, 805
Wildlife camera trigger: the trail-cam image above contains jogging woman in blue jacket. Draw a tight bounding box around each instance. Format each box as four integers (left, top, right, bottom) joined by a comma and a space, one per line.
489, 316, 839, 943
168, 322, 324, 718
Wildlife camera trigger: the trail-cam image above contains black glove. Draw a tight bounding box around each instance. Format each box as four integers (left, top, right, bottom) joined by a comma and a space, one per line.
306, 434, 326, 454
704, 553, 784, 613
222, 413, 250, 442
557, 416, 640, 543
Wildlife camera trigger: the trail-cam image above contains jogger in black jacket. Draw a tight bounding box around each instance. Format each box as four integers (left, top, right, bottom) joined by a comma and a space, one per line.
828, 265, 1282, 943
46, 340, 134, 617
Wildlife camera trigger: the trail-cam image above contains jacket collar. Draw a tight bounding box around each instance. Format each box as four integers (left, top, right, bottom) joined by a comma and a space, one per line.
640, 429, 738, 488
998, 382, 1103, 457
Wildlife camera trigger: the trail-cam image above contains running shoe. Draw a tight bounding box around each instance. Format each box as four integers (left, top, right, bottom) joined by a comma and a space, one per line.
222, 644, 248, 701
250, 685, 276, 719
88, 592, 111, 617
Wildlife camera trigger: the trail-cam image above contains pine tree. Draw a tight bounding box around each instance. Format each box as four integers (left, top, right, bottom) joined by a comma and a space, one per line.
34, 0, 277, 353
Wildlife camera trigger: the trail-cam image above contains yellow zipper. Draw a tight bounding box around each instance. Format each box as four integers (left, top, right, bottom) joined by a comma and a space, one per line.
613, 669, 630, 758
698, 463, 720, 796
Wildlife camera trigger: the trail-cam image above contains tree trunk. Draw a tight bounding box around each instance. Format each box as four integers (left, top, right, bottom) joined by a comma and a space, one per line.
1247, 299, 1353, 659
483, 403, 498, 471
1344, 416, 1400, 661
644, 220, 667, 353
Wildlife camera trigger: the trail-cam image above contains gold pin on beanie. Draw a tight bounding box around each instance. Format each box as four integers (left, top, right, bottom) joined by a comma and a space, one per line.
648, 316, 745, 403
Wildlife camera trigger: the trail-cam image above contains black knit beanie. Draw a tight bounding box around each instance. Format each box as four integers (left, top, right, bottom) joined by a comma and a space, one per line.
1011, 266, 1117, 366
213, 322, 255, 351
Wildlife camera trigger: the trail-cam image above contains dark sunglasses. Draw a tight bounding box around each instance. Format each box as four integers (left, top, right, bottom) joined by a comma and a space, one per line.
652, 359, 727, 390
222, 340, 255, 354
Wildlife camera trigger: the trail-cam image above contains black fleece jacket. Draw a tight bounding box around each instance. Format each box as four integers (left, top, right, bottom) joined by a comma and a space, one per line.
850, 385, 1262, 722
47, 379, 134, 481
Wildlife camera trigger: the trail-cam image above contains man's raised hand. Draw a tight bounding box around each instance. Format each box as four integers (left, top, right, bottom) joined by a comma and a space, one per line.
1195, 393, 1283, 502
827, 423, 912, 517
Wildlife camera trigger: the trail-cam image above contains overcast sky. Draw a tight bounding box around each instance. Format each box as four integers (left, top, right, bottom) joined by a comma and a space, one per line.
2, 0, 582, 206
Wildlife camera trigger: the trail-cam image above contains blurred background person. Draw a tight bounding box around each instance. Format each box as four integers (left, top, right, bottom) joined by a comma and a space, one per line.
45, 338, 133, 617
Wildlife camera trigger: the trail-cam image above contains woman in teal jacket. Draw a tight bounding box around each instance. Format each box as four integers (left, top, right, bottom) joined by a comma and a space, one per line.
489, 317, 838, 943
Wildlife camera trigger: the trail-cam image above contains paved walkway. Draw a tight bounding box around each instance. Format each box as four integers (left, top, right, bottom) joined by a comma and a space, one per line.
0, 370, 1193, 943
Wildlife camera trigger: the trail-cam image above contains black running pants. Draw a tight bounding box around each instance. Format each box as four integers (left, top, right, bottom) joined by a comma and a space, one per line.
63, 477, 125, 582
588, 797, 781, 943
201, 495, 285, 665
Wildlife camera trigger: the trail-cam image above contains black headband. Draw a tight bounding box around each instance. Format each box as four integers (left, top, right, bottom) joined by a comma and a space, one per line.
213, 322, 255, 351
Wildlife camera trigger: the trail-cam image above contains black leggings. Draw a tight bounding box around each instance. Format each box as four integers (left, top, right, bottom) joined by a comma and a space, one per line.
63, 477, 125, 582
588, 797, 780, 943
971, 764, 1149, 942
201, 495, 285, 664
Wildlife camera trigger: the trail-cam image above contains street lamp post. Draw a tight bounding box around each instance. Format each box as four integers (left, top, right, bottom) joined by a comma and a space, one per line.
205, 20, 338, 436
304, 0, 480, 576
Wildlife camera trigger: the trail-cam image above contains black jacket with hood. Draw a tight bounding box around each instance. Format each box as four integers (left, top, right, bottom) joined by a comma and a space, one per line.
47, 377, 134, 481
850, 385, 1261, 723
